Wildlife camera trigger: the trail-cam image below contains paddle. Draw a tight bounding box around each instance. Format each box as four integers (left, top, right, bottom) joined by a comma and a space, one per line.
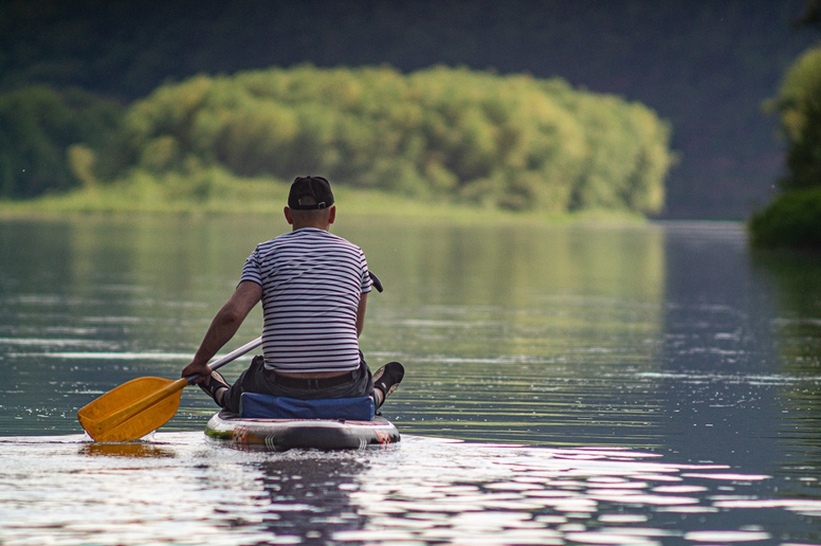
77, 336, 262, 442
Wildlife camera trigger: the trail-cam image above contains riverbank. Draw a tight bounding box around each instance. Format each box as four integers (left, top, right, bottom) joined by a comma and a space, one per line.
0, 177, 645, 225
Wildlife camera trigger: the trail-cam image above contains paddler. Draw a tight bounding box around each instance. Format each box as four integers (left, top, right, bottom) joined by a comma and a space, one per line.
181, 176, 404, 413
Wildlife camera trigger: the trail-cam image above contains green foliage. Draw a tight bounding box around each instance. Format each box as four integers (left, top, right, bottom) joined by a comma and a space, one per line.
105, 66, 673, 214
749, 187, 821, 248
771, 46, 821, 192
0, 85, 121, 198
749, 46, 821, 248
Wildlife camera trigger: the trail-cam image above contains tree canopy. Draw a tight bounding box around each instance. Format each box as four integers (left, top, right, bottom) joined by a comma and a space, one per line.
0, 86, 120, 198
34, 65, 671, 214
770, 46, 821, 192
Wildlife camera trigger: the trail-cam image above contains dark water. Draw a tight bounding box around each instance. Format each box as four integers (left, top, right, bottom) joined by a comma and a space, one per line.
0, 215, 819, 544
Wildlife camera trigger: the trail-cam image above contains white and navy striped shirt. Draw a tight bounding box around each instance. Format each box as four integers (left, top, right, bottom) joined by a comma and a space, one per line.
241, 228, 373, 373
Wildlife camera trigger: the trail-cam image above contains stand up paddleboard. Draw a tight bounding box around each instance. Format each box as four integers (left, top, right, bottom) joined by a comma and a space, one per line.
205, 411, 400, 451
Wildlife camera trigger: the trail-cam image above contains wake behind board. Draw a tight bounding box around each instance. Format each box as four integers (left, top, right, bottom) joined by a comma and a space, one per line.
205, 410, 400, 451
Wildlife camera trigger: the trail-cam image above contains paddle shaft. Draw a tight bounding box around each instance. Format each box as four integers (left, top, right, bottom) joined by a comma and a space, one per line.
186, 335, 263, 383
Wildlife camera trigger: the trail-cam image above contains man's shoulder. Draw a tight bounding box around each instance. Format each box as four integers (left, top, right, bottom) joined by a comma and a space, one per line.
258, 229, 361, 252
293, 229, 361, 249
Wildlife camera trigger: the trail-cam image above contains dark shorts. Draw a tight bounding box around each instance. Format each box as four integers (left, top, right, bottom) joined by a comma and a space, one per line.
222, 354, 374, 414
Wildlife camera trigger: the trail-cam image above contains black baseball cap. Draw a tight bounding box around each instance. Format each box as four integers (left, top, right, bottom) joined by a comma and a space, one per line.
288, 176, 335, 210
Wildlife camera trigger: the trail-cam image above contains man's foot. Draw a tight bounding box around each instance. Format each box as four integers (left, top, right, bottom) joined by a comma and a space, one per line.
199, 370, 230, 407
372, 362, 404, 409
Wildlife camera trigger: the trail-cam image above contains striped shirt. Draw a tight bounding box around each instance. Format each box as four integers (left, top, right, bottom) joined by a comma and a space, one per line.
240, 228, 373, 373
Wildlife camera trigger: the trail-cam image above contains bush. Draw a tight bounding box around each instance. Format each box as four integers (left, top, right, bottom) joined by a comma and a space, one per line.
105, 65, 673, 214
749, 188, 821, 247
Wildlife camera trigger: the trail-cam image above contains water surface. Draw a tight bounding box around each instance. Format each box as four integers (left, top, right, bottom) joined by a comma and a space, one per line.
0, 216, 819, 544
2, 433, 819, 545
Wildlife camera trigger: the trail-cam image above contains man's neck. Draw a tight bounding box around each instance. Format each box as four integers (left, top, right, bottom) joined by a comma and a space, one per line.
292, 223, 329, 231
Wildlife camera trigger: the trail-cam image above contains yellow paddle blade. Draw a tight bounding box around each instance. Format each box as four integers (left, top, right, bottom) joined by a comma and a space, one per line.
77, 376, 188, 442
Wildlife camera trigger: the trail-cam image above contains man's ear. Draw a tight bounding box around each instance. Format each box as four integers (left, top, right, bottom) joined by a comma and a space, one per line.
284, 206, 294, 225
328, 205, 336, 225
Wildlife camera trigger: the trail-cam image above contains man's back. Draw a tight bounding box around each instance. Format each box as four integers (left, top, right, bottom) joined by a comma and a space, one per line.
241, 227, 373, 374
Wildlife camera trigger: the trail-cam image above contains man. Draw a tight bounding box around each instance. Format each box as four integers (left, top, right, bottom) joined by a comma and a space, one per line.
181, 176, 403, 414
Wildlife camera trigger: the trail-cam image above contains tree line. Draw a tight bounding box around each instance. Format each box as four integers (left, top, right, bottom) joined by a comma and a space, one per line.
2, 0, 814, 218
0, 65, 673, 214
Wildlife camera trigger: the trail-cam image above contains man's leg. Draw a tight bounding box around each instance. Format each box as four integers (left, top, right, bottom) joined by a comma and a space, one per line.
216, 355, 270, 414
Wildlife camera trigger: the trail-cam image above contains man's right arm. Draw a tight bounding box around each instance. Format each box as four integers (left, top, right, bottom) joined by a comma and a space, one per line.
181, 280, 262, 382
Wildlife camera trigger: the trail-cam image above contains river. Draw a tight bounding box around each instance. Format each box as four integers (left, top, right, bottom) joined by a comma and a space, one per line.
0, 215, 819, 544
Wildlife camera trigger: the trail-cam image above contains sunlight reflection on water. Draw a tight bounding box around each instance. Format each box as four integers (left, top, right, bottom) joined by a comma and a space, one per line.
0, 433, 819, 545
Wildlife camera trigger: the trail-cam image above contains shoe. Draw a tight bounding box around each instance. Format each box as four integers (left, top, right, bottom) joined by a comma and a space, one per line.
372, 362, 404, 408
199, 370, 230, 407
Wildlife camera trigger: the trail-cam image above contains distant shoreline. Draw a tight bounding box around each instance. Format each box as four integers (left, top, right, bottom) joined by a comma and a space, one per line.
0, 182, 646, 226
